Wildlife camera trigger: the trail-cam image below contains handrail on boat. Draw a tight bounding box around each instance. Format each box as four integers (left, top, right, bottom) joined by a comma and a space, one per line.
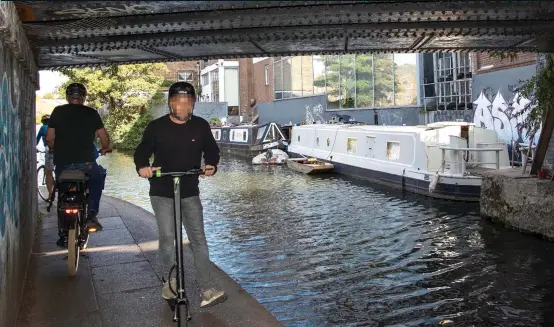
438, 146, 505, 173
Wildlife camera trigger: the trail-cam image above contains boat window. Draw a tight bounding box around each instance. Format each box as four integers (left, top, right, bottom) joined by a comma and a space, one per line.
298, 135, 300, 142
231, 131, 235, 140
316, 137, 319, 146
386, 141, 400, 161
327, 138, 330, 146
223, 130, 228, 140
347, 138, 357, 153
243, 131, 247, 141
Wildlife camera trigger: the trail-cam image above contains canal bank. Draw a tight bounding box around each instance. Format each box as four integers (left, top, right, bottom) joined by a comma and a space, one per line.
17, 196, 282, 327
481, 169, 554, 240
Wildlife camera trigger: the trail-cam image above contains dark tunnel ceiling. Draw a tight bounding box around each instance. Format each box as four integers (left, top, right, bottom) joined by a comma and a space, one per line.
13, 1, 554, 69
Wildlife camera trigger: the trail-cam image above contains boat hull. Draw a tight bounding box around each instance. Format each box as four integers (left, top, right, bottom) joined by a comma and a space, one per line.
286, 158, 334, 174
289, 152, 481, 201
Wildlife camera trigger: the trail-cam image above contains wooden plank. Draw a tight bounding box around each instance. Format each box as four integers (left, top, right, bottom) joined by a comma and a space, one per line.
531, 104, 554, 174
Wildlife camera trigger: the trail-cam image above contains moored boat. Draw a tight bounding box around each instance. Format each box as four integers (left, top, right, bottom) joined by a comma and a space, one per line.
286, 157, 334, 174
287, 121, 511, 201
211, 122, 288, 158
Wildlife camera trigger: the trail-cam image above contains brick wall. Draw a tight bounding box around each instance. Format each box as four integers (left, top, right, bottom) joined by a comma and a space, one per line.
158, 61, 201, 89
239, 58, 254, 117
252, 58, 274, 103
473, 52, 537, 75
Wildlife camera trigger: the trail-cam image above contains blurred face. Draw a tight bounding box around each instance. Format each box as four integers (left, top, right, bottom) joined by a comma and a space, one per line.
169, 95, 195, 122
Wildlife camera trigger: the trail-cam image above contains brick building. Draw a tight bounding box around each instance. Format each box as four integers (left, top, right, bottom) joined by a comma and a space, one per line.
472, 52, 537, 75
158, 61, 203, 91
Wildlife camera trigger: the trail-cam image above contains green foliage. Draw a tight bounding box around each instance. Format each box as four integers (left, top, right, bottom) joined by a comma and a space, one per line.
58, 63, 167, 148
161, 79, 175, 87
42, 92, 55, 100
209, 117, 221, 126
313, 54, 400, 109
118, 111, 154, 150
516, 55, 554, 138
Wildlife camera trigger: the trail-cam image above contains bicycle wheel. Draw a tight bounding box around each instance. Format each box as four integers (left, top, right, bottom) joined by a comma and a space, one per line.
37, 165, 49, 202
67, 219, 80, 276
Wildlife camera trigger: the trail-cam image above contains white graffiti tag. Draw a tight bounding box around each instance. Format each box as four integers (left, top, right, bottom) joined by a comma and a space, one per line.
473, 90, 540, 145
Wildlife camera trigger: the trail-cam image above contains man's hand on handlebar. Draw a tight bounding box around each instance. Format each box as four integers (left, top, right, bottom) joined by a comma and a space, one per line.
139, 166, 161, 178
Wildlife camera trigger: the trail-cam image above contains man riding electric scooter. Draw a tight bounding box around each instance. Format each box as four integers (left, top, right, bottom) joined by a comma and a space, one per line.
134, 81, 227, 308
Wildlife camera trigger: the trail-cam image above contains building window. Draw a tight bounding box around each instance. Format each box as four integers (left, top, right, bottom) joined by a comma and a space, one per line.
265, 65, 269, 85
201, 73, 209, 86
177, 71, 194, 82
423, 52, 472, 110
210, 70, 219, 102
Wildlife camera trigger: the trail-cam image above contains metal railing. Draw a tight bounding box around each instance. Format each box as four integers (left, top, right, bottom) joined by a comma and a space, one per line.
439, 146, 504, 174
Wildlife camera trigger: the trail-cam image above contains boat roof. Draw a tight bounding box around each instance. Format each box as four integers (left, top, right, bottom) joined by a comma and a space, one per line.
293, 121, 476, 133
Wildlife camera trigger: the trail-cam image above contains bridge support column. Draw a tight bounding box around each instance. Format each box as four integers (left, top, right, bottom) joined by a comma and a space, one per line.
0, 2, 38, 326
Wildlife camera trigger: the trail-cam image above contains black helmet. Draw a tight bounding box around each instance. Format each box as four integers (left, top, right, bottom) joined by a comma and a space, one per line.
168, 82, 196, 104
41, 114, 50, 124
65, 82, 87, 99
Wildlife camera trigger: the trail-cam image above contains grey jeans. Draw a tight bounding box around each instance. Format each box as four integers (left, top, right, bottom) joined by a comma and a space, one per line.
151, 196, 212, 290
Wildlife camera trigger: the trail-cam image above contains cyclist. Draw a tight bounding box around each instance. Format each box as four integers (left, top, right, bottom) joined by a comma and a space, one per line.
36, 114, 54, 200
46, 82, 111, 238
133, 82, 226, 308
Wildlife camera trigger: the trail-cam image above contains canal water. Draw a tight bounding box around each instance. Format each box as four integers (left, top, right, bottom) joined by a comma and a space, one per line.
97, 151, 554, 327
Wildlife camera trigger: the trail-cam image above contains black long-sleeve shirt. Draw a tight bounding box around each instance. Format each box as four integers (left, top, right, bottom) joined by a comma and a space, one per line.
133, 114, 220, 198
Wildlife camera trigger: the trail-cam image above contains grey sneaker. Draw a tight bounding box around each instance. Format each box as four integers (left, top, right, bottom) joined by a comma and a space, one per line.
162, 278, 177, 299
200, 288, 227, 308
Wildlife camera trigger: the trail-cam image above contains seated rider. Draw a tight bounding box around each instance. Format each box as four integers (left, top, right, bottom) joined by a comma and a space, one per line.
46, 82, 111, 241
36, 114, 55, 200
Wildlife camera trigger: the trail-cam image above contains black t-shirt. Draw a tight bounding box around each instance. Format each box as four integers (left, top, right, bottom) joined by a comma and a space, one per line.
133, 114, 220, 198
48, 103, 104, 166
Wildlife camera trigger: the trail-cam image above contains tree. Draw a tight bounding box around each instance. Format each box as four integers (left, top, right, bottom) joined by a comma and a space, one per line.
42, 92, 55, 100
489, 52, 553, 139
313, 54, 400, 109
58, 63, 167, 147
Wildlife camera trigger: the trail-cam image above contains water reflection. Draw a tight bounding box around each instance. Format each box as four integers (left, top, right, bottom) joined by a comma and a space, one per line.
98, 152, 554, 327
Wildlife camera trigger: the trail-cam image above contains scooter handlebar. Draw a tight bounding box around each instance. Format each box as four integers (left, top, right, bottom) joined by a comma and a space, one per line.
153, 168, 207, 177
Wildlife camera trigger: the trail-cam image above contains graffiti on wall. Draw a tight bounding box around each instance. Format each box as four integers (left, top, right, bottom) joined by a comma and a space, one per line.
305, 103, 324, 124
0, 72, 21, 238
473, 89, 540, 145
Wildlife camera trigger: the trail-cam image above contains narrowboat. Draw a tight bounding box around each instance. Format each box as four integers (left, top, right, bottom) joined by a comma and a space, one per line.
211, 122, 288, 158
287, 121, 512, 202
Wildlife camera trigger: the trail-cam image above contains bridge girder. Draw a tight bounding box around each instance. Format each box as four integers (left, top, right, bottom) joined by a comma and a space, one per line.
13, 1, 554, 69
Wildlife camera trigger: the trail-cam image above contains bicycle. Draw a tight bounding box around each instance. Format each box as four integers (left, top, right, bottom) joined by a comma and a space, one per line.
37, 150, 55, 202
151, 168, 208, 327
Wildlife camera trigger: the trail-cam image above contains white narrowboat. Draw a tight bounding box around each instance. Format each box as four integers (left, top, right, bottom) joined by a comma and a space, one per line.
287, 122, 511, 202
